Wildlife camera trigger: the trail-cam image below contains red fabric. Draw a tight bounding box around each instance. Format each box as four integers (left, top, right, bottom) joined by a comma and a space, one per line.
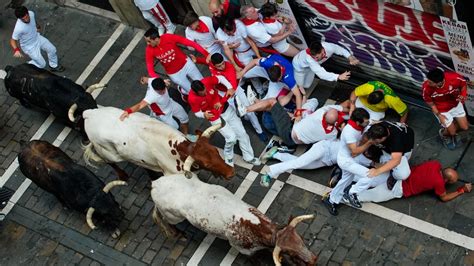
149, 103, 165, 116
194, 58, 238, 91
241, 18, 258, 25
422, 72, 467, 112
222, 0, 230, 15
150, 5, 166, 26
258, 46, 279, 54
262, 18, 277, 23
348, 120, 364, 131
321, 111, 346, 133
232, 52, 245, 68
195, 20, 210, 33
402, 160, 446, 197
336, 111, 346, 129
188, 76, 229, 122
145, 34, 209, 77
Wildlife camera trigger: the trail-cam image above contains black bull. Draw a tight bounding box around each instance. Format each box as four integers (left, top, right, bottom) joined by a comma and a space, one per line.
4, 63, 98, 128
18, 140, 125, 235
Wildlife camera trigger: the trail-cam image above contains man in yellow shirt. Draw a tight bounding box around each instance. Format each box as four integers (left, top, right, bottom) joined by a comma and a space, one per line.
349, 81, 408, 123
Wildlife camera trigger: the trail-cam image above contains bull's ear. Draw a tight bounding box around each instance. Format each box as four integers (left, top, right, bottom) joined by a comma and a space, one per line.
195, 129, 203, 137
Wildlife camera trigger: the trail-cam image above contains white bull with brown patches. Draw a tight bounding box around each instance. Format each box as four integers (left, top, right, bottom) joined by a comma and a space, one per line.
81, 107, 234, 180
151, 161, 317, 265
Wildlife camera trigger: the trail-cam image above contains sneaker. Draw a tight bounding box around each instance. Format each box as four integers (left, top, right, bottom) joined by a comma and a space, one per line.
245, 157, 261, 166
225, 158, 234, 167
235, 95, 247, 117
257, 132, 269, 143
186, 134, 198, 142
246, 85, 257, 105
454, 134, 462, 145
262, 146, 278, 162
49, 65, 65, 72
343, 192, 362, 209
438, 128, 453, 149
277, 145, 295, 154
322, 196, 338, 216
260, 174, 272, 187
446, 137, 457, 150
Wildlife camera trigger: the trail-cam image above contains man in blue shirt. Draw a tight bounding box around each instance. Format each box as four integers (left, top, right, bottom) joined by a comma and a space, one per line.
238, 54, 305, 121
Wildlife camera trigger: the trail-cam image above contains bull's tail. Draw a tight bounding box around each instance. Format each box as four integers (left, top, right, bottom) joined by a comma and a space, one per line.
152, 207, 160, 225
82, 142, 105, 168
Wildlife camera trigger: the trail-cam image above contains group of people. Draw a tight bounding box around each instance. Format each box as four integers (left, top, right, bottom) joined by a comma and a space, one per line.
9, 1, 472, 216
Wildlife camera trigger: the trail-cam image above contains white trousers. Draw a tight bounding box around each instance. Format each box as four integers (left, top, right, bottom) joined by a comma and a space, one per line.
168, 57, 203, 95
268, 140, 334, 178
349, 150, 412, 195
358, 174, 403, 203
330, 156, 370, 204
294, 68, 315, 89
241, 66, 268, 95
150, 100, 189, 129
212, 107, 255, 161
228, 87, 263, 134
23, 35, 58, 69
141, 2, 176, 35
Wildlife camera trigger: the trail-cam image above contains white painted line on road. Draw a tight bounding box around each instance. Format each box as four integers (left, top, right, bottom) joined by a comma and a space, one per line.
1, 25, 143, 217
286, 174, 474, 251
220, 179, 285, 265
187, 170, 260, 265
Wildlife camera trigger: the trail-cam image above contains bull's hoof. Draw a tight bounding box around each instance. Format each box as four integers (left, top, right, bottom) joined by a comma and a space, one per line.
111, 228, 121, 239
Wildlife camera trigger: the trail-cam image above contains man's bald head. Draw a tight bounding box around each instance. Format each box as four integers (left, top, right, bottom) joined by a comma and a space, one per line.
209, 0, 223, 17
442, 167, 459, 184
325, 108, 339, 125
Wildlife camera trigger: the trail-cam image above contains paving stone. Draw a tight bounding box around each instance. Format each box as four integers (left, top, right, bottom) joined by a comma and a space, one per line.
331, 246, 349, 264
122, 240, 140, 256
380, 235, 398, 252
346, 239, 366, 261
142, 249, 157, 264
122, 192, 138, 210
132, 238, 152, 259
365, 235, 384, 252
138, 200, 155, 217
317, 249, 335, 266
125, 205, 140, 221
317, 225, 334, 241
152, 247, 170, 265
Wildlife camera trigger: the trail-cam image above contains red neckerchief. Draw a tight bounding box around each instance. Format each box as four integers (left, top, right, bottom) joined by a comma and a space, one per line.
195, 20, 210, 33
222, 0, 230, 15
277, 64, 286, 78
305, 48, 312, 55
241, 18, 258, 25
262, 17, 276, 23
321, 117, 335, 134
348, 119, 364, 131
336, 111, 346, 129
150, 103, 165, 116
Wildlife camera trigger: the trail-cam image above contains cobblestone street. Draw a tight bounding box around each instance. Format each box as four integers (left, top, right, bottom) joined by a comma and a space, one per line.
1, 1, 474, 265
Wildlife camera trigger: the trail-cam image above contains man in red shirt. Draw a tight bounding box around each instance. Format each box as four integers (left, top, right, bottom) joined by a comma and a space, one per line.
191, 53, 267, 142
357, 160, 472, 203
144, 28, 209, 97
422, 68, 469, 150
188, 75, 260, 167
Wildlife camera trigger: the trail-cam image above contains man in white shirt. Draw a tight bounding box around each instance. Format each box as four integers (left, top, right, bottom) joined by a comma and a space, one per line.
322, 108, 372, 216
240, 5, 295, 57
134, 0, 176, 35
183, 12, 223, 56
292, 41, 359, 90
119, 77, 195, 141
10, 6, 64, 72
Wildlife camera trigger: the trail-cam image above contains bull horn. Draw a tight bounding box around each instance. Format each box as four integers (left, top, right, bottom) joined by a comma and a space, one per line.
289, 214, 314, 227
183, 156, 195, 179
0, 69, 6, 80
86, 207, 97, 230
103, 180, 127, 193
201, 119, 225, 138
86, 83, 107, 94
272, 246, 282, 266
68, 103, 78, 122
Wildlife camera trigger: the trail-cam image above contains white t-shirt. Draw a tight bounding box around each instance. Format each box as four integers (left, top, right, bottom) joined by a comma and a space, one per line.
292, 105, 342, 144
12, 11, 39, 49
216, 20, 251, 53
134, 0, 159, 10
143, 78, 172, 114
292, 42, 351, 81
185, 16, 219, 52
262, 19, 282, 35
245, 22, 271, 47
337, 124, 363, 161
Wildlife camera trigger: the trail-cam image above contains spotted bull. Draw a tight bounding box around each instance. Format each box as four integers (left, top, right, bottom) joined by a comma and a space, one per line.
18, 140, 126, 237
3, 63, 104, 129
81, 107, 234, 179
150, 158, 317, 265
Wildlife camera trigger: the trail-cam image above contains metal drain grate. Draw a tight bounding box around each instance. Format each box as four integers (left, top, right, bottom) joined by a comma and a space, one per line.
0, 187, 14, 210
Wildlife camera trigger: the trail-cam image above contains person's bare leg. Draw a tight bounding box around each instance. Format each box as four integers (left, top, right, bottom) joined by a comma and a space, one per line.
246, 98, 277, 112
277, 91, 294, 106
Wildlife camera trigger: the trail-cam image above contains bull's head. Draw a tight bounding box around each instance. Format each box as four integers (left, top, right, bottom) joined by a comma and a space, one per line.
273, 215, 317, 266
67, 83, 106, 123
86, 180, 126, 238
185, 121, 235, 179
